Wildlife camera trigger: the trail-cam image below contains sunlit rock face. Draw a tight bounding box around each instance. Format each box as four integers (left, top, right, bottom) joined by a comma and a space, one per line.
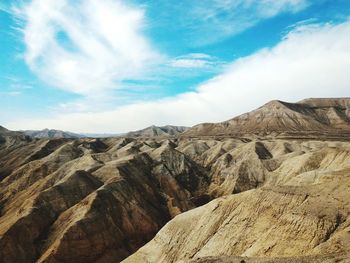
1, 98, 350, 263
124, 139, 350, 263
0, 135, 211, 262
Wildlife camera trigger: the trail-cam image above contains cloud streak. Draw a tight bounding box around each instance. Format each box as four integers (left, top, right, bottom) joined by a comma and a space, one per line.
156, 0, 311, 46
14, 0, 161, 96
6, 20, 350, 133
169, 53, 225, 69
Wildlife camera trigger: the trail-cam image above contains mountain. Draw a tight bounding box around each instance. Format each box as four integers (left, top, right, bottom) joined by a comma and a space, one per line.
124, 138, 350, 263
0, 98, 350, 263
1, 135, 349, 263
23, 126, 188, 139
0, 125, 18, 135
23, 128, 85, 139
125, 125, 188, 137
183, 98, 350, 138
0, 126, 30, 147
0, 137, 210, 262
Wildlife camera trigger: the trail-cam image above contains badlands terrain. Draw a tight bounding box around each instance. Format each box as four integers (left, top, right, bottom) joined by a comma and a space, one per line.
0, 98, 350, 263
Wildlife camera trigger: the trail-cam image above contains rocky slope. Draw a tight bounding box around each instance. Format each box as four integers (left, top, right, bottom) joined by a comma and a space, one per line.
183, 98, 350, 139
0, 133, 211, 262
124, 139, 350, 263
1, 133, 350, 262
1, 98, 350, 263
125, 125, 188, 138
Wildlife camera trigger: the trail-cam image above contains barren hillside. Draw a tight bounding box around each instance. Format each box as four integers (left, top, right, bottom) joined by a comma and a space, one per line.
1, 98, 350, 263
183, 98, 350, 139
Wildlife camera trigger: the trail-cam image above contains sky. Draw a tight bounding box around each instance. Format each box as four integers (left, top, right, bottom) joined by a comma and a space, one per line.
1, 0, 350, 133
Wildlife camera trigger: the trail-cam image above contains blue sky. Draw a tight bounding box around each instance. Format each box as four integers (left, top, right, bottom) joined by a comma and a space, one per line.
1, 0, 350, 132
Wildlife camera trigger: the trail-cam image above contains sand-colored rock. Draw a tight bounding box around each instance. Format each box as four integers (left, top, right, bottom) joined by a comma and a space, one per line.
1, 98, 350, 263
0, 136, 211, 262
124, 139, 350, 263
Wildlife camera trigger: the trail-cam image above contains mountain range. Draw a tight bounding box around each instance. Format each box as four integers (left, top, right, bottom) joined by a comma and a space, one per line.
19, 125, 188, 139
23, 129, 85, 139
0, 98, 350, 263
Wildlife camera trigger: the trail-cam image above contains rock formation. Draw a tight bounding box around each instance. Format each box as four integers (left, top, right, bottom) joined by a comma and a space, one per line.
0, 98, 350, 263
125, 140, 350, 262
0, 135, 210, 262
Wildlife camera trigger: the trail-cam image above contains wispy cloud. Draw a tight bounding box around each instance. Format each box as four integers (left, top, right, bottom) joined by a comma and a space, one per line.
7, 20, 350, 133
286, 17, 318, 30
1, 76, 33, 96
9, 0, 310, 100
0, 2, 11, 13
13, 0, 162, 96
169, 53, 225, 69
157, 0, 311, 46
1, 91, 22, 96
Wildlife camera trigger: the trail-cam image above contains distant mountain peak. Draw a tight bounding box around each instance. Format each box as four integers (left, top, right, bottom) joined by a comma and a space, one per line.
125, 125, 189, 138
23, 129, 85, 139
183, 97, 350, 138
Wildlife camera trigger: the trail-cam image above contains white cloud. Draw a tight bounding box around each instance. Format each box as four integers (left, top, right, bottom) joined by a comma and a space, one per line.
171, 59, 211, 68
185, 53, 213, 59
254, 0, 309, 17
171, 0, 310, 45
1, 91, 22, 96
10, 0, 310, 98
6, 20, 350, 133
14, 0, 161, 96
169, 53, 224, 69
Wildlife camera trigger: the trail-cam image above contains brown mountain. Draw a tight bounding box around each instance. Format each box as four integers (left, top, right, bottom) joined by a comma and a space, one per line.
23, 129, 85, 139
0, 126, 31, 148
0, 135, 210, 262
1, 98, 350, 263
183, 98, 350, 138
125, 125, 188, 138
0, 125, 21, 136
124, 138, 350, 263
